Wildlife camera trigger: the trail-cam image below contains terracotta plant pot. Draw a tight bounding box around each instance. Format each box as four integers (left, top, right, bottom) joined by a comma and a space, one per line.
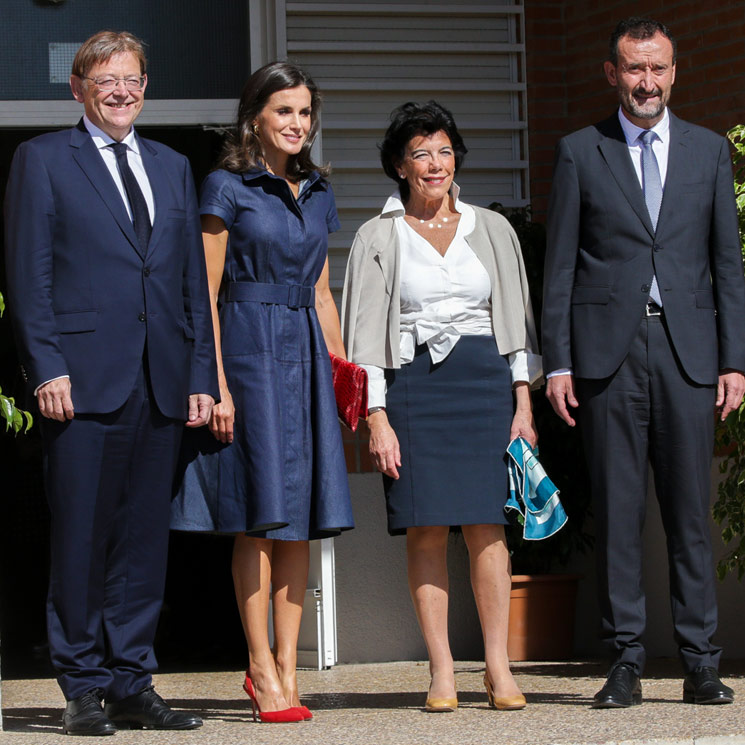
507, 574, 580, 661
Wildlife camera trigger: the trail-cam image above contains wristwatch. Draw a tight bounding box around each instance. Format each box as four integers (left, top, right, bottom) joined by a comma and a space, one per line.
367, 406, 385, 416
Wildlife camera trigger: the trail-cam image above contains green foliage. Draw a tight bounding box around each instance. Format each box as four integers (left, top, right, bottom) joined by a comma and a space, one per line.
712, 126, 745, 580
0, 290, 34, 435
0, 385, 33, 434
489, 204, 593, 574
729, 124, 745, 243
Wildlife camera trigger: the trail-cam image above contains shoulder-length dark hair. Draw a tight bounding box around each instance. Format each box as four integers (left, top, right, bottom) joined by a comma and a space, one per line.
217, 61, 328, 179
379, 101, 467, 202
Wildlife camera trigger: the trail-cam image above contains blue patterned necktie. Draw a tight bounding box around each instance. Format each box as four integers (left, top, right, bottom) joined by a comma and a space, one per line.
111, 142, 152, 251
639, 129, 663, 306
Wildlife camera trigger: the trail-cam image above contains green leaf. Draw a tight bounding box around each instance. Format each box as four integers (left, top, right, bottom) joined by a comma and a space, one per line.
1, 395, 13, 428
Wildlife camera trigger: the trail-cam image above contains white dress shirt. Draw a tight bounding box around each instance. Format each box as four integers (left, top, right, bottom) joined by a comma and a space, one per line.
35, 118, 155, 394
83, 115, 155, 223
547, 106, 670, 380
362, 187, 542, 408
617, 105, 670, 188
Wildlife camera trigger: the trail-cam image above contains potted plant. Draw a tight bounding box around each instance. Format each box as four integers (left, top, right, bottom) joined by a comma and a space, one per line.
712, 125, 745, 581
490, 205, 593, 661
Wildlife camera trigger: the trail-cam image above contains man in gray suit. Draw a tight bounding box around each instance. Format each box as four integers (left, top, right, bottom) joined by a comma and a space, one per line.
543, 17, 745, 708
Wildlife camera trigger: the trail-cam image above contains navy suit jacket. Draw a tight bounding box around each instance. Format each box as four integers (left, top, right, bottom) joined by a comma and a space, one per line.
542, 111, 745, 385
4, 120, 218, 419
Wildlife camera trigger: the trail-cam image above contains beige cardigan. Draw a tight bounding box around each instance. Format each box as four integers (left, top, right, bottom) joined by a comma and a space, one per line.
341, 202, 542, 386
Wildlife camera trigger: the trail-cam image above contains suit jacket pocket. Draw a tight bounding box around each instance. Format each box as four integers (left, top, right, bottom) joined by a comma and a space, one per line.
694, 289, 715, 309
55, 310, 97, 334
571, 286, 610, 304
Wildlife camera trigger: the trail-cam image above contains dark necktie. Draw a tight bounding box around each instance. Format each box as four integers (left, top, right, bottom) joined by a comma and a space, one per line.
111, 142, 152, 250
639, 129, 663, 306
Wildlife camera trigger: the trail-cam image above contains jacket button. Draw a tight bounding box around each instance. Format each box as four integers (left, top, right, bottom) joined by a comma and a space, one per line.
653, 244, 662, 252
143, 267, 151, 277
641, 284, 651, 293
138, 312, 146, 322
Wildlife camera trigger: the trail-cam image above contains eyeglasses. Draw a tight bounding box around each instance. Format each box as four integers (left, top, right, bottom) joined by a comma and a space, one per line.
83, 75, 146, 91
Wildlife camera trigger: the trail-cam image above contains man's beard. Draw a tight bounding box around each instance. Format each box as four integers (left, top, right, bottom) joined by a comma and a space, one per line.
620, 86, 669, 120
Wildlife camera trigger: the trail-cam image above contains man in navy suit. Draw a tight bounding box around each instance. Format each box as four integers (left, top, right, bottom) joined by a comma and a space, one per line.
543, 18, 745, 708
4, 31, 218, 735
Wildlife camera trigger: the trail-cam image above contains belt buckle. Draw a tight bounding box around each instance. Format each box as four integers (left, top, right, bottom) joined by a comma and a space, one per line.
287, 285, 300, 309
645, 302, 662, 317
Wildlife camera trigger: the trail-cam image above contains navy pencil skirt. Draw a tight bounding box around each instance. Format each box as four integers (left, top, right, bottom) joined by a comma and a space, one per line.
383, 335, 513, 536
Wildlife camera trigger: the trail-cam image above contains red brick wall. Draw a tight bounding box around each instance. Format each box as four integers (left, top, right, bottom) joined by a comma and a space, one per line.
525, 0, 745, 219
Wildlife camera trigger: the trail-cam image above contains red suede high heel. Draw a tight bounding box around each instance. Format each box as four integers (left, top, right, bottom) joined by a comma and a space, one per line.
242, 674, 305, 723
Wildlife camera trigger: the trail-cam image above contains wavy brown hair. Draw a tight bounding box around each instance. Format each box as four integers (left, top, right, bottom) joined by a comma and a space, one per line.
217, 61, 328, 180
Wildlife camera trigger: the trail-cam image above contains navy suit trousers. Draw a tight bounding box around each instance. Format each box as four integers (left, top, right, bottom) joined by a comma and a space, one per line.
41, 363, 182, 701
576, 314, 720, 675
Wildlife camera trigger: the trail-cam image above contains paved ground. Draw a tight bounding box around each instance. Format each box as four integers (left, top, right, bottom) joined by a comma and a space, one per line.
1, 660, 744, 745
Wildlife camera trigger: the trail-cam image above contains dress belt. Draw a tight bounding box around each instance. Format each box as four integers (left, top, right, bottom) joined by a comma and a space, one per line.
225, 281, 316, 308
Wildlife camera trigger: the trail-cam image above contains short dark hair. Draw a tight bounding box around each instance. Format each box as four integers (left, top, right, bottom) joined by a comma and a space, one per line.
609, 17, 676, 66
379, 101, 467, 202
217, 61, 327, 179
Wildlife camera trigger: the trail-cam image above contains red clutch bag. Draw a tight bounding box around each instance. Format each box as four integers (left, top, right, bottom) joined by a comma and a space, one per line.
329, 353, 368, 432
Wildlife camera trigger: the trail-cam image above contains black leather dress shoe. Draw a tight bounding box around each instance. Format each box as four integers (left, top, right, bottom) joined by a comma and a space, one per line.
592, 662, 642, 708
104, 686, 203, 730
62, 689, 117, 736
683, 666, 734, 705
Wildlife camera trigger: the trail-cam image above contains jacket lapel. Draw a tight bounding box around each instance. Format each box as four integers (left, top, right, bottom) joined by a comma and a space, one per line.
138, 135, 171, 258
596, 115, 655, 238
372, 216, 399, 293
69, 120, 144, 259
656, 112, 687, 231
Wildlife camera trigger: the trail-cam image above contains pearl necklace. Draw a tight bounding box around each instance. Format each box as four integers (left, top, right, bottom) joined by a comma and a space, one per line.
418, 216, 450, 229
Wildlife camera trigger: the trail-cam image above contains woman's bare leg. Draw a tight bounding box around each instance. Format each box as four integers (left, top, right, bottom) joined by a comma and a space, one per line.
232, 534, 291, 712
407, 526, 456, 699
271, 540, 310, 707
462, 524, 521, 697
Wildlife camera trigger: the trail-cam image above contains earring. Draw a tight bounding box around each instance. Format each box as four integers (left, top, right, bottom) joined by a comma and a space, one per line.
399, 173, 406, 179
251, 123, 259, 135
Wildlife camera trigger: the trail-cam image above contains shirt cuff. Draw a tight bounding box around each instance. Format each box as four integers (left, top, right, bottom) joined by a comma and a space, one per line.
546, 368, 573, 378
34, 374, 70, 396
359, 364, 387, 408
508, 350, 543, 385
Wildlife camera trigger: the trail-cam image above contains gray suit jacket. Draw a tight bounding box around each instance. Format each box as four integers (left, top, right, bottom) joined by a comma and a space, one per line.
542, 111, 745, 385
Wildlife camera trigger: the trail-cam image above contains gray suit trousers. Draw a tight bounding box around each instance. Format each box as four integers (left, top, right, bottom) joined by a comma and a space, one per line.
576, 313, 720, 674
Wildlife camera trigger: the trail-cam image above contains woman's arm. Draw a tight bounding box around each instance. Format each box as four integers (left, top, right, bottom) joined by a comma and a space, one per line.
315, 257, 346, 358
201, 214, 235, 444
510, 381, 537, 448
367, 409, 402, 479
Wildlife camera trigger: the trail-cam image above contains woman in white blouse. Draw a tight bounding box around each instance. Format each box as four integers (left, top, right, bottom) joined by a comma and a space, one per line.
342, 101, 542, 713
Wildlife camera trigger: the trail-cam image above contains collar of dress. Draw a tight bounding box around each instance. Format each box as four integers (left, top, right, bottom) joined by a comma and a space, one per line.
241, 168, 325, 191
